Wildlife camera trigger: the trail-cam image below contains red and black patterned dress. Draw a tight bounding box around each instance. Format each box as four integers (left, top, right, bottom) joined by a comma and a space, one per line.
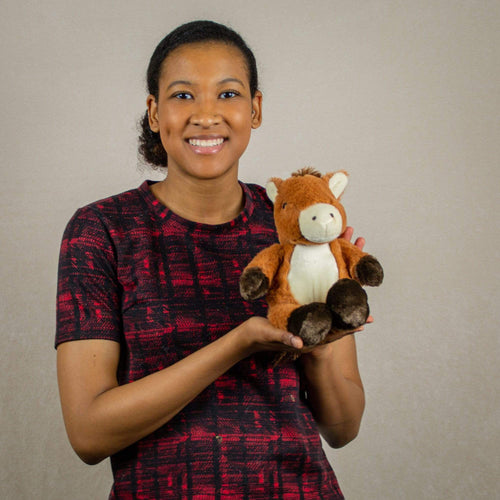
56, 181, 344, 499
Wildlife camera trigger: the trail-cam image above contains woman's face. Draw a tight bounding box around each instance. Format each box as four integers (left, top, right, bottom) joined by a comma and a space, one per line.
147, 42, 262, 182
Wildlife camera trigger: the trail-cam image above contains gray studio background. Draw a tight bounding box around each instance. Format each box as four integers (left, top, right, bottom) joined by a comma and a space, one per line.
1, 1, 499, 498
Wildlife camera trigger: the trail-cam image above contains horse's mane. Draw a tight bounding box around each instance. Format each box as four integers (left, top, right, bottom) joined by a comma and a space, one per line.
292, 167, 321, 178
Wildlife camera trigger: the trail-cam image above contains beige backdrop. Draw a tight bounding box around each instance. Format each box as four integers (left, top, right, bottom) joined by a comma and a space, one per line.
1, 1, 499, 498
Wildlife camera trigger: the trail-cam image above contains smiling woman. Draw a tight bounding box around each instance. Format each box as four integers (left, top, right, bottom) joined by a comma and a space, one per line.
55, 20, 364, 500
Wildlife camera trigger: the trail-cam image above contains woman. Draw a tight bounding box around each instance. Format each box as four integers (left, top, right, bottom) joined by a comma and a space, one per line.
56, 20, 365, 499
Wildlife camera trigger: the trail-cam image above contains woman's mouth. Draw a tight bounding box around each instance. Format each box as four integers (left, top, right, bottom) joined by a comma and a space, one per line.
187, 137, 226, 154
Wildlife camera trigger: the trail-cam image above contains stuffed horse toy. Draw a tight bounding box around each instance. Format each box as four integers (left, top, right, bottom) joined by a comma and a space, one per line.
240, 168, 383, 351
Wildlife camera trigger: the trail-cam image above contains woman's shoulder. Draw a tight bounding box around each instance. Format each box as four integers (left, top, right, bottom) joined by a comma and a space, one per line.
81, 182, 149, 216
69, 182, 151, 225
62, 182, 153, 246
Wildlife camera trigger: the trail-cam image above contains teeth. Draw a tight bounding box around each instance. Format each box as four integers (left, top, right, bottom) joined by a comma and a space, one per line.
189, 138, 224, 147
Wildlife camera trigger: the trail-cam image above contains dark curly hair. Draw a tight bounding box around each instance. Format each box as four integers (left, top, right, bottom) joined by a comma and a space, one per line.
138, 20, 260, 169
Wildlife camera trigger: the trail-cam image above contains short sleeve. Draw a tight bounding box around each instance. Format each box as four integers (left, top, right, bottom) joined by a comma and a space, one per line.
55, 207, 122, 348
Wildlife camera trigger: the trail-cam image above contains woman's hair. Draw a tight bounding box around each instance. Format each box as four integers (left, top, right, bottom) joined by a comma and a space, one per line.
138, 20, 259, 169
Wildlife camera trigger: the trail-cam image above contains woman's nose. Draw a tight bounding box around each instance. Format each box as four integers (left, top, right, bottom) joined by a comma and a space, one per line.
190, 101, 222, 127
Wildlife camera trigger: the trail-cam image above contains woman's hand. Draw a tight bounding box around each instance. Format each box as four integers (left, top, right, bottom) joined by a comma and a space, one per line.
299, 315, 373, 359
234, 316, 304, 356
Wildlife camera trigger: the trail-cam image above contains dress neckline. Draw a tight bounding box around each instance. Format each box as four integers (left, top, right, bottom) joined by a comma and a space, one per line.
139, 180, 254, 232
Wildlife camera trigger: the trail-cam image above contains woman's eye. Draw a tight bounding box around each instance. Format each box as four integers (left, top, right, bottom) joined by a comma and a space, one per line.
219, 90, 239, 99
173, 92, 193, 100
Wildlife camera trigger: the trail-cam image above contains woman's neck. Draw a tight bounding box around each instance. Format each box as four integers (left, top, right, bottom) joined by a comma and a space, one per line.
151, 171, 244, 225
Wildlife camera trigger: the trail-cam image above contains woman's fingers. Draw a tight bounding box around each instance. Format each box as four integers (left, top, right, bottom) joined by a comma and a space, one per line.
276, 328, 303, 350
354, 237, 365, 250
341, 226, 365, 250
244, 317, 303, 353
340, 226, 354, 242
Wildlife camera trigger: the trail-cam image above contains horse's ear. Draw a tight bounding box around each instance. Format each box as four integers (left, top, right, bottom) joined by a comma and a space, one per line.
266, 178, 282, 204
326, 171, 349, 199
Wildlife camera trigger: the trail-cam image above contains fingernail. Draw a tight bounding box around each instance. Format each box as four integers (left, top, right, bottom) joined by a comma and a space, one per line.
291, 337, 301, 349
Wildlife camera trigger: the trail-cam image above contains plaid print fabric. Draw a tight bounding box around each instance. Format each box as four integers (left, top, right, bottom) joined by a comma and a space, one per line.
56, 181, 344, 499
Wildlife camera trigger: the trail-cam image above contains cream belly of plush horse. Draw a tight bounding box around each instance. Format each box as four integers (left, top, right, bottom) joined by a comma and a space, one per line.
288, 243, 339, 305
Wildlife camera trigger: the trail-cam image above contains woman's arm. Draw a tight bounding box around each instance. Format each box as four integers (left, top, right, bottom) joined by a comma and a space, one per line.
299, 335, 365, 448
57, 317, 303, 465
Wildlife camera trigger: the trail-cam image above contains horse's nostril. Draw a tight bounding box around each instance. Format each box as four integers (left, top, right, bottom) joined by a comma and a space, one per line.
312, 216, 317, 221
330, 214, 334, 218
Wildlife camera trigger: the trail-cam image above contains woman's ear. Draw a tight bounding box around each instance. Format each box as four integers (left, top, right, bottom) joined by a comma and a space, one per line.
146, 95, 160, 133
251, 90, 263, 129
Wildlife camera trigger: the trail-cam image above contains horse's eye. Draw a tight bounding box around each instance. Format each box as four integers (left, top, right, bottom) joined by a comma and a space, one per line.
282, 202, 287, 209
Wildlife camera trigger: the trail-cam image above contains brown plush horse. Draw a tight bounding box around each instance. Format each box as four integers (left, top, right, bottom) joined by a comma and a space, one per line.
240, 168, 383, 349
